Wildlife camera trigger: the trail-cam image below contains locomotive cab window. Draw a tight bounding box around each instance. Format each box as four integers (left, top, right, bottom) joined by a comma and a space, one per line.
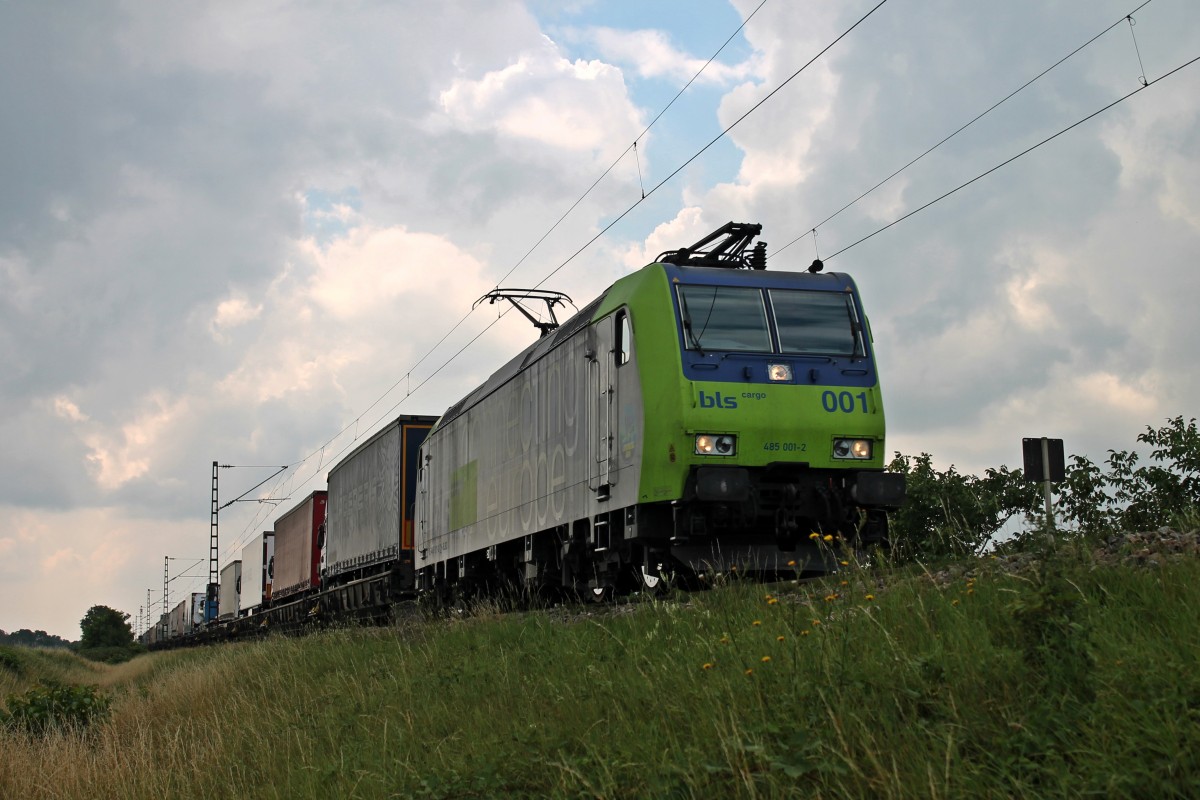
676, 283, 866, 357
615, 310, 632, 366
770, 290, 864, 357
677, 285, 771, 352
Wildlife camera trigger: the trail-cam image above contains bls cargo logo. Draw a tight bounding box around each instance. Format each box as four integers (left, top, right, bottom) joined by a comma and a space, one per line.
698, 391, 738, 409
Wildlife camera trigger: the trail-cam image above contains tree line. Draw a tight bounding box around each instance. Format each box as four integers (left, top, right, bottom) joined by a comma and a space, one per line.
886, 415, 1200, 561
0, 629, 73, 649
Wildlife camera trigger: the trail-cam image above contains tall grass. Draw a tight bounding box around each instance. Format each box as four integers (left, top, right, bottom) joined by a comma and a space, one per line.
2, 547, 1198, 798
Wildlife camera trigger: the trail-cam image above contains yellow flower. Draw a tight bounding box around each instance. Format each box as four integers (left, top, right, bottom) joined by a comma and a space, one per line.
951, 599, 960, 607
752, 620, 762, 627
840, 580, 849, 586
865, 594, 875, 601
761, 656, 771, 663
823, 534, 834, 543
801, 630, 811, 637
808, 532, 820, 540
702, 663, 714, 670
824, 593, 839, 602
967, 588, 975, 596
840, 560, 849, 566
776, 635, 785, 642
767, 598, 779, 605
745, 668, 754, 676
787, 559, 797, 567
811, 619, 821, 626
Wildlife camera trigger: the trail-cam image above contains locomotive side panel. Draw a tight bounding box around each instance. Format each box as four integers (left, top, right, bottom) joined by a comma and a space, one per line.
418, 330, 597, 568
593, 307, 646, 513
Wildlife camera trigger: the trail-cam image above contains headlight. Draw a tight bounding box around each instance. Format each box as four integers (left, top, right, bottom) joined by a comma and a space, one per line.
695, 434, 737, 456
832, 438, 872, 460
767, 364, 792, 382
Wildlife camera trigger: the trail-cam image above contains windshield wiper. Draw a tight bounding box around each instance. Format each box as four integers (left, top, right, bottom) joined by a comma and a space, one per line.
679, 294, 706, 355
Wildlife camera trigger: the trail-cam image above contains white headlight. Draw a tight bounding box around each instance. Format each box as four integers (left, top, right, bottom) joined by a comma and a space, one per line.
832, 438, 872, 460
768, 364, 792, 382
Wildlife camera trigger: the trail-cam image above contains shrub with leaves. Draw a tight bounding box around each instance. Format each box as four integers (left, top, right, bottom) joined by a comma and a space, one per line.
0, 646, 24, 675
888, 416, 1200, 558
1, 683, 111, 736
1056, 416, 1200, 535
77, 645, 144, 664
886, 452, 1039, 561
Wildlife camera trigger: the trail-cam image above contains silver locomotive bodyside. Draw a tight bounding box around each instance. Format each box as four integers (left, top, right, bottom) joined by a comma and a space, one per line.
415, 306, 645, 591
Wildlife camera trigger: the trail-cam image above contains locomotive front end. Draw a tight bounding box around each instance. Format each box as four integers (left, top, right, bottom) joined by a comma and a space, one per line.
634, 223, 905, 574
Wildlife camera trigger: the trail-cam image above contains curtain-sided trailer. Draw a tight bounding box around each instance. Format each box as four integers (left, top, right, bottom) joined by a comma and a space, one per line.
218, 560, 241, 621
272, 492, 326, 602
323, 415, 436, 608
239, 532, 274, 615
168, 593, 206, 638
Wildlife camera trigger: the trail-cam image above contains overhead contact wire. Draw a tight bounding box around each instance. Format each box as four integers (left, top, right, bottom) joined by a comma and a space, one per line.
772, 0, 1155, 257
826, 53, 1200, 262
533, 0, 890, 289
493, 0, 768, 289
266, 0, 771, 504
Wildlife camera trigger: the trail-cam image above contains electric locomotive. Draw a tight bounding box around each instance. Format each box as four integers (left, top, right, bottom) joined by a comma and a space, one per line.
415, 222, 904, 599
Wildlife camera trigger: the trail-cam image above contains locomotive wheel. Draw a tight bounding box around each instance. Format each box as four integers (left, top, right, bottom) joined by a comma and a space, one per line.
638, 565, 670, 595
587, 585, 614, 604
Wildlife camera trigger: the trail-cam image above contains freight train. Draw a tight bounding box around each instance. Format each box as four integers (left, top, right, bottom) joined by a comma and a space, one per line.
143, 222, 904, 646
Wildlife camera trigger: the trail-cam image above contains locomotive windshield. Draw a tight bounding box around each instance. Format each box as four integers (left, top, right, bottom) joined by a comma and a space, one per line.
678, 285, 771, 352
770, 289, 864, 356
678, 285, 864, 357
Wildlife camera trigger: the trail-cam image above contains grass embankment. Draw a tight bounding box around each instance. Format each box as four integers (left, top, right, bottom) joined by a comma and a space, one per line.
2, 544, 1198, 799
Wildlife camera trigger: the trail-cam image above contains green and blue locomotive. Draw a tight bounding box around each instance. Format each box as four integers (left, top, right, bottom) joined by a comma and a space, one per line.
415, 223, 905, 598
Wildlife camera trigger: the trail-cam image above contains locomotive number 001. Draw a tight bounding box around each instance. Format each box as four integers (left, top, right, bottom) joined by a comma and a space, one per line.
821, 390, 868, 413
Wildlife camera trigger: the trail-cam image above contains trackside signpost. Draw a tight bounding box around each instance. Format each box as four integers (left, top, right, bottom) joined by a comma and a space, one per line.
1023, 437, 1065, 532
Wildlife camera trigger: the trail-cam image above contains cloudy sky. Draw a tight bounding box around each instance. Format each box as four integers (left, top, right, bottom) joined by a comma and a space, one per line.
2, 0, 1196, 639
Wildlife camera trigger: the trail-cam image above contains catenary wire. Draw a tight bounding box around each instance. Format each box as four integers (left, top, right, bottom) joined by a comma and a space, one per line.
531, 0, 891, 290
236, 0, 773, 518
771, 0, 1155, 258
492, 0, 769, 290
824, 52, 1200, 262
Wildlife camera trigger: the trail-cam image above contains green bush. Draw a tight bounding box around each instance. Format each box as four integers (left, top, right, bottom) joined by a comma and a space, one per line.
0, 646, 24, 675
1, 682, 111, 736
1059, 416, 1200, 534
77, 645, 143, 664
888, 416, 1200, 559
886, 452, 1038, 560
